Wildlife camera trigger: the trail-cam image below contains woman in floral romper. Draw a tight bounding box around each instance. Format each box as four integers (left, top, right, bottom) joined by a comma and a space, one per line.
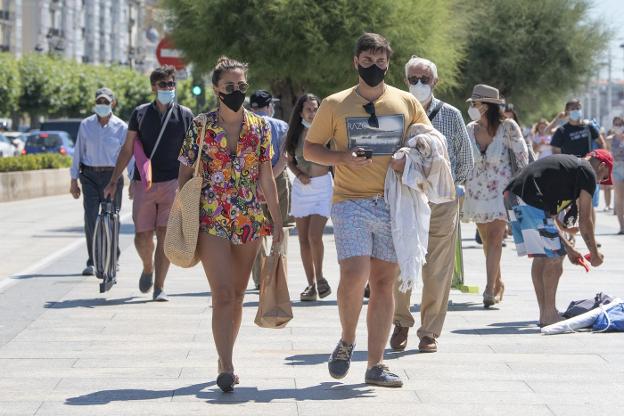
178, 56, 283, 392
462, 84, 528, 308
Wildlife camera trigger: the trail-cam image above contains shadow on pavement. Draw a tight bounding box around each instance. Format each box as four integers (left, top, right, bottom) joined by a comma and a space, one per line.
45, 297, 152, 309
446, 301, 487, 312
168, 291, 212, 298
451, 320, 540, 335
65, 381, 374, 405
286, 348, 420, 366
52, 223, 135, 235
242, 300, 344, 308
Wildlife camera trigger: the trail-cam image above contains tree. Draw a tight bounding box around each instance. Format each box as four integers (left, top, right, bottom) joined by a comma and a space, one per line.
163, 0, 467, 118
450, 0, 610, 123
0, 53, 20, 117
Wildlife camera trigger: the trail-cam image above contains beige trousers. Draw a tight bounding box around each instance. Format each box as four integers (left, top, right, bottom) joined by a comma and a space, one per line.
393, 198, 459, 339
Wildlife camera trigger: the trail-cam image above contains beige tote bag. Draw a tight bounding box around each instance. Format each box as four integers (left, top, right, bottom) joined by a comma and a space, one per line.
254, 243, 293, 329
164, 116, 207, 268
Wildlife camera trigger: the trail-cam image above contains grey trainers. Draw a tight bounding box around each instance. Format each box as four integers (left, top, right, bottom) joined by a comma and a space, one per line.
365, 364, 403, 387
328, 340, 354, 379
139, 271, 153, 293
153, 288, 169, 302
82, 265, 95, 276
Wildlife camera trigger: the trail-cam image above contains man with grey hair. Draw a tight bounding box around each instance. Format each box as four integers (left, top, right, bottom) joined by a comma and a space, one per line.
389, 55, 473, 353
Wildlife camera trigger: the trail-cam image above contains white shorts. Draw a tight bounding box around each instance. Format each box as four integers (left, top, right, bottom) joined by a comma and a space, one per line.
290, 172, 333, 218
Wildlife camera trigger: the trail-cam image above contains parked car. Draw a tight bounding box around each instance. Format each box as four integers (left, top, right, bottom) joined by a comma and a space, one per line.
24, 131, 74, 156
3, 132, 27, 154
40, 119, 82, 144
0, 134, 18, 157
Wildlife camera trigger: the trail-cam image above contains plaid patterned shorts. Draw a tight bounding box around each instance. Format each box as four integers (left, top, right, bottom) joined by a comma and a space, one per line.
331, 197, 397, 263
504, 192, 566, 258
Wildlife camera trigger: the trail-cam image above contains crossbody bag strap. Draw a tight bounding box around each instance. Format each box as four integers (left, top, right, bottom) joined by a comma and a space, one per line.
193, 115, 208, 178
149, 104, 175, 160
427, 100, 444, 122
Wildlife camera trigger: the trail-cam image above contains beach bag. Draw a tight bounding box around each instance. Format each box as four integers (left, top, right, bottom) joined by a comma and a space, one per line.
255, 244, 292, 329
593, 302, 624, 332
133, 104, 175, 190
164, 115, 207, 268
562, 292, 614, 319
93, 201, 119, 293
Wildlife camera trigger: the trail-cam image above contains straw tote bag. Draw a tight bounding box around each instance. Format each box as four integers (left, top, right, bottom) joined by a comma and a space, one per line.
164, 116, 207, 268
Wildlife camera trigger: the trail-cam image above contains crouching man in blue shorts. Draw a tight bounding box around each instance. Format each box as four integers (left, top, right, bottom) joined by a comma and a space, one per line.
504, 150, 613, 326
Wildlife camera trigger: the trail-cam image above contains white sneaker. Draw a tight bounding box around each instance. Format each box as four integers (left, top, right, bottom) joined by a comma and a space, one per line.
153, 288, 169, 302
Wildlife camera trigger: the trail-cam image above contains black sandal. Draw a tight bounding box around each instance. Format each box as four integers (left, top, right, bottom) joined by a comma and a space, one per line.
216, 372, 237, 392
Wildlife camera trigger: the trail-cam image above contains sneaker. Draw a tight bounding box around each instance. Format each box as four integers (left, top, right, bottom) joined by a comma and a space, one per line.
328, 340, 354, 379
365, 364, 403, 387
82, 265, 95, 276
139, 271, 153, 293
153, 288, 169, 302
300, 284, 317, 301
317, 278, 332, 299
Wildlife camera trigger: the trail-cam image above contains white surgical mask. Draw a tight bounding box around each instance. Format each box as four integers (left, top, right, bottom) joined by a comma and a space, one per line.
614, 126, 624, 135
94, 104, 112, 118
409, 82, 432, 104
157, 89, 176, 105
468, 106, 482, 121
301, 119, 312, 129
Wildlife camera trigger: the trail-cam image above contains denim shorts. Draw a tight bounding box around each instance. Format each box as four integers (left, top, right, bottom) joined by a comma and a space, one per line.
331, 197, 397, 263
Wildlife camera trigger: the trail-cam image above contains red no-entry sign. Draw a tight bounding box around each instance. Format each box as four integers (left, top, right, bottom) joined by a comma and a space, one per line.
155, 37, 186, 70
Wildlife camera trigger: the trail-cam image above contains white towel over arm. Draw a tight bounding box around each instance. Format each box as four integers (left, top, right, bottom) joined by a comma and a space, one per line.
384, 124, 455, 292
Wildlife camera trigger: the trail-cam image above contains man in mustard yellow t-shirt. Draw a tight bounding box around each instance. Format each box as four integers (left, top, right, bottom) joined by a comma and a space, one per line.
304, 33, 430, 388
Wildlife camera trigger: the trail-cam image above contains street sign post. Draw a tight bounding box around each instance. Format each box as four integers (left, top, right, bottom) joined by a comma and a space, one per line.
155, 37, 186, 70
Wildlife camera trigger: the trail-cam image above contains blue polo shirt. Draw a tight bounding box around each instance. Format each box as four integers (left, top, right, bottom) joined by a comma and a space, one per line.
255, 111, 288, 167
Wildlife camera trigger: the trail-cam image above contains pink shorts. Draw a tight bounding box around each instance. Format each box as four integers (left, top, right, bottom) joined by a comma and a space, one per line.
132, 179, 178, 233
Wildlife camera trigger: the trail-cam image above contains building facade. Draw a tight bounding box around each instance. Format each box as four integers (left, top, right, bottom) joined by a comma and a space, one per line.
0, 0, 162, 72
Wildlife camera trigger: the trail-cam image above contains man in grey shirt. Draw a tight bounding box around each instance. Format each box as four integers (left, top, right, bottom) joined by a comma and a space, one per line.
70, 88, 128, 276
390, 56, 474, 353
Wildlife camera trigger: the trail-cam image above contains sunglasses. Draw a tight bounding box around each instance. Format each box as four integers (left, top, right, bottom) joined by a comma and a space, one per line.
222, 81, 249, 94
157, 81, 176, 88
363, 102, 379, 128
408, 76, 431, 85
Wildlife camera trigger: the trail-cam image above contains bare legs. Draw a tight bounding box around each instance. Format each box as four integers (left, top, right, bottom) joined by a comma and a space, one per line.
615, 181, 624, 232
476, 220, 507, 299
198, 233, 260, 374
295, 215, 328, 286
134, 226, 170, 290
337, 256, 398, 368
531, 257, 564, 325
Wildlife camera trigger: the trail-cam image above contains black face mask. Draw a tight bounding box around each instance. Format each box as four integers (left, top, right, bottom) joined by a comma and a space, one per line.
358, 63, 386, 87
219, 90, 246, 112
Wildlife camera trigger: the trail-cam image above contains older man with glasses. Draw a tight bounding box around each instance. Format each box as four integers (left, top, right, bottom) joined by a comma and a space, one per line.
389, 56, 474, 353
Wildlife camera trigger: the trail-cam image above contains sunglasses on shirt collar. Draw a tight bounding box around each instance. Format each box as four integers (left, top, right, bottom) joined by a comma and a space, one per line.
363, 102, 379, 128
157, 81, 177, 88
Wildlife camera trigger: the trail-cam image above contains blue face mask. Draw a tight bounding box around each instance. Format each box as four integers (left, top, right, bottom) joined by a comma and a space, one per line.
94, 104, 112, 118
569, 109, 582, 121
301, 119, 312, 129
157, 89, 176, 105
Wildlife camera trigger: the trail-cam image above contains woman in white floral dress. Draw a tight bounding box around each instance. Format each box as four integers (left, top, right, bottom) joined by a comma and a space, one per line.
463, 84, 529, 308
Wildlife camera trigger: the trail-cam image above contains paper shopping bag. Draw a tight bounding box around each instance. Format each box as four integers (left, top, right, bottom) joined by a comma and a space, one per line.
254, 250, 292, 329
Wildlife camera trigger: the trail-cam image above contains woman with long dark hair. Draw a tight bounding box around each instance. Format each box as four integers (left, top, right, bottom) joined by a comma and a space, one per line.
463, 84, 528, 308
177, 56, 283, 392
285, 94, 333, 301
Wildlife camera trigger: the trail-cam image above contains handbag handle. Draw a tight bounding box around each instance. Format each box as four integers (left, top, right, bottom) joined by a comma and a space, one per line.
193, 115, 208, 178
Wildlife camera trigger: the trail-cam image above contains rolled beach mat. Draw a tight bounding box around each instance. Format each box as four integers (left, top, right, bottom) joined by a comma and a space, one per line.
541, 298, 623, 335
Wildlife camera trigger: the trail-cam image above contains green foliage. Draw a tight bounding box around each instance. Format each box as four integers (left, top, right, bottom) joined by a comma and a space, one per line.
0, 154, 72, 172
164, 0, 466, 113
18, 54, 153, 122
0, 53, 20, 116
451, 0, 610, 123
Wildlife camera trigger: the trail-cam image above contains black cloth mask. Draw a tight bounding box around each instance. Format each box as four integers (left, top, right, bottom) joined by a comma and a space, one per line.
358, 64, 386, 87
219, 90, 246, 112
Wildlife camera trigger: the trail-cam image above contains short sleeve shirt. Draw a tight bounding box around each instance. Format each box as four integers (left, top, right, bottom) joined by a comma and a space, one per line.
550, 122, 600, 157
305, 85, 430, 202
128, 102, 194, 183
505, 154, 596, 215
